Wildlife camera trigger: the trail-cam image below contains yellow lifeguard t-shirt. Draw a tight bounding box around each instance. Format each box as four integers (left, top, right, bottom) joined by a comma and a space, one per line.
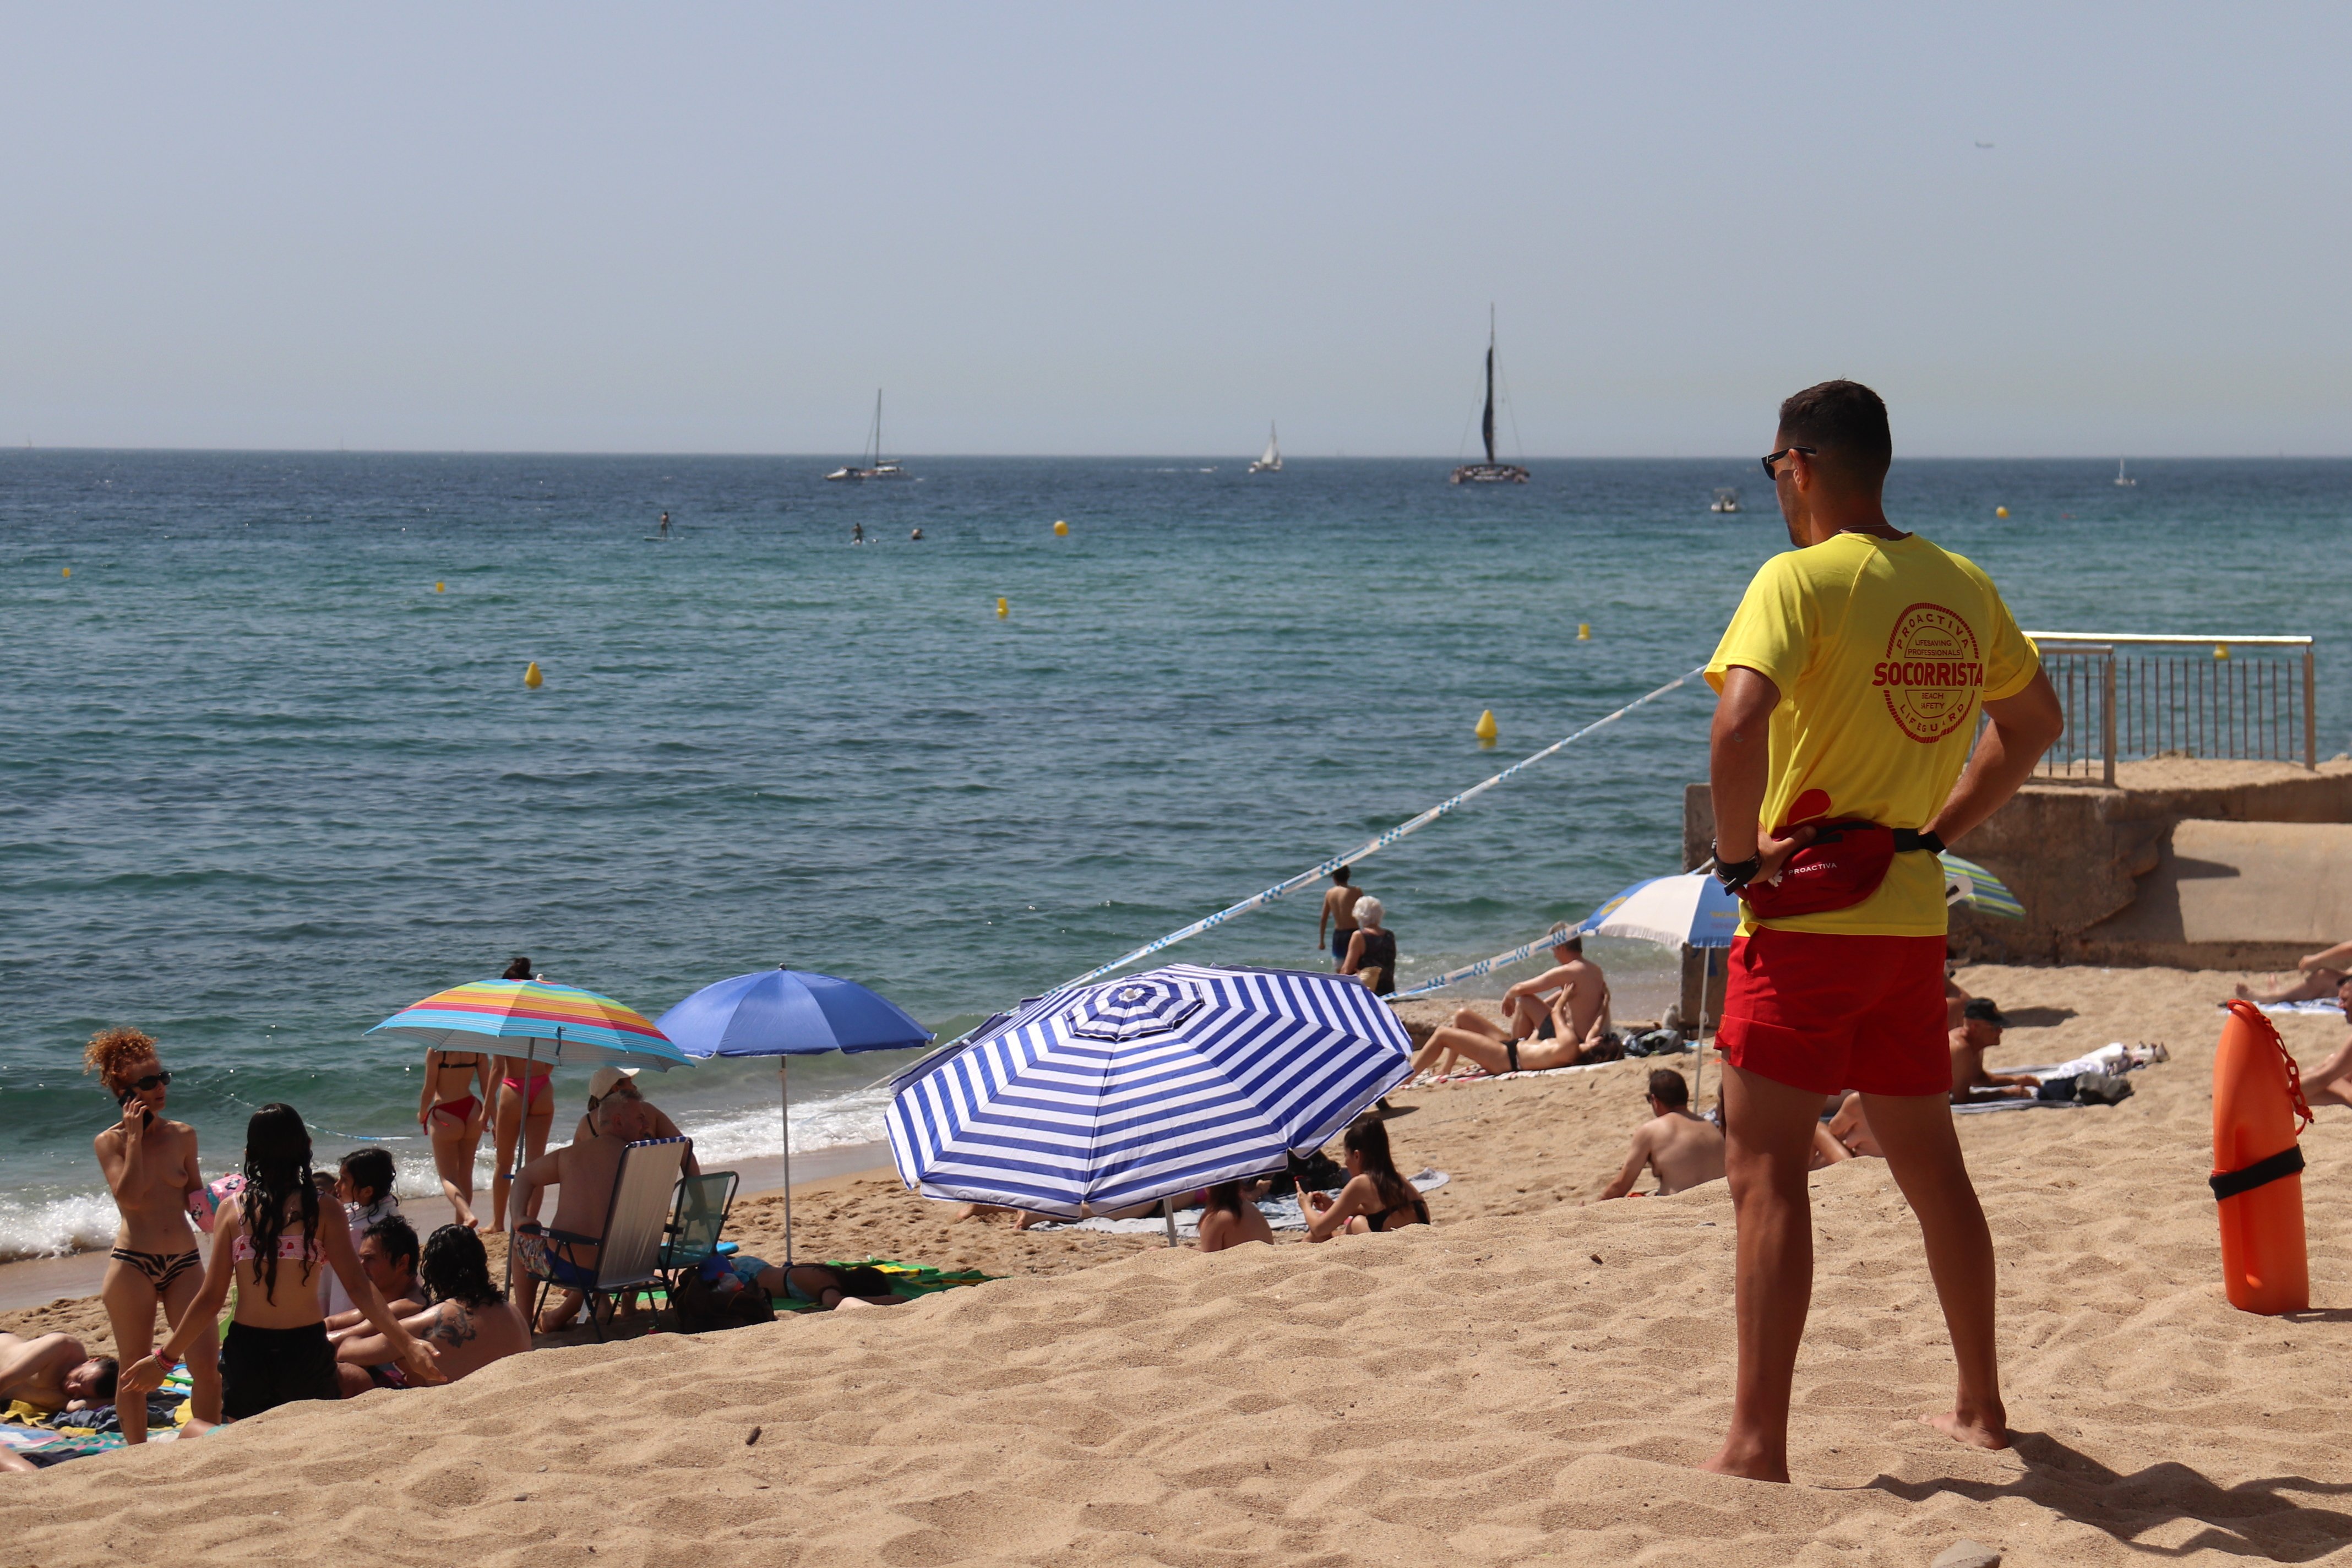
1705, 532, 2039, 937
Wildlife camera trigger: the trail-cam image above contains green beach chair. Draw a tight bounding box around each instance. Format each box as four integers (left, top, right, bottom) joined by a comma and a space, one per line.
657, 1169, 741, 1293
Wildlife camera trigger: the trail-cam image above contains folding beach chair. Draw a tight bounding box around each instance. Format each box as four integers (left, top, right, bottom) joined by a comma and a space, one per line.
520, 1135, 689, 1341
657, 1169, 741, 1294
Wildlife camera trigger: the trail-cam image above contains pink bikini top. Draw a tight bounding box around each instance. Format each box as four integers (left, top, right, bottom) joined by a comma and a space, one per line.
231, 1232, 323, 1265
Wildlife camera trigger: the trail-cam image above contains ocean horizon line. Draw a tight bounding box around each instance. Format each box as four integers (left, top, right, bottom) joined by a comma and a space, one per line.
6, 447, 2352, 462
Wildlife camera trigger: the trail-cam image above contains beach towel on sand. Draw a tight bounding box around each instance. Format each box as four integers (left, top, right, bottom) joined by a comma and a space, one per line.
1030, 1169, 1451, 1237
1951, 1042, 2155, 1115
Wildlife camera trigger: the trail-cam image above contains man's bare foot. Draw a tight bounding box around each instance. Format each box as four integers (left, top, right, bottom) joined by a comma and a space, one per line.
1700, 1442, 1790, 1484
2233, 982, 2256, 1000
1921, 1408, 2010, 1451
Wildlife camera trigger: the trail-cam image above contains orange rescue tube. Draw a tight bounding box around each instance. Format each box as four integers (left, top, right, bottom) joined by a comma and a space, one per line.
2211, 999, 2311, 1314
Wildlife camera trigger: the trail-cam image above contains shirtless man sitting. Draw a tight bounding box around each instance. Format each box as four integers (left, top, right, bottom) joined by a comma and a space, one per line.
1949, 998, 2040, 1103
335, 1225, 531, 1389
324, 1216, 424, 1349
1411, 932, 1611, 1079
1599, 1069, 1727, 1197
568, 1066, 699, 1177
0, 1331, 116, 1415
508, 1093, 657, 1331
2236, 939, 2352, 1006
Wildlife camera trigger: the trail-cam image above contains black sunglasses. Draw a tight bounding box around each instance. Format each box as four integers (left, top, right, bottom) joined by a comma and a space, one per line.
127, 1070, 171, 1093
1761, 445, 1818, 480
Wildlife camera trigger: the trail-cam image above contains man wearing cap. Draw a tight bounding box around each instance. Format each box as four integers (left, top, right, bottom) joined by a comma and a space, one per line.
1703, 379, 2064, 1482
1949, 998, 2040, 1103
574, 1066, 699, 1178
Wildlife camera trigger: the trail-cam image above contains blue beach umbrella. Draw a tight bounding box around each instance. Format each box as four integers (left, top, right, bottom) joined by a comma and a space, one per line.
656, 966, 932, 1264
1576, 870, 1741, 1099
885, 963, 1412, 1232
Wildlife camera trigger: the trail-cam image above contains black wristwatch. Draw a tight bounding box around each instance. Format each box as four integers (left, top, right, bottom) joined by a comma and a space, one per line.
1711, 841, 1762, 892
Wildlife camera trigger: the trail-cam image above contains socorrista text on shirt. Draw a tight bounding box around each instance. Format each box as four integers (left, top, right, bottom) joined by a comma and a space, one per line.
1705, 532, 2040, 938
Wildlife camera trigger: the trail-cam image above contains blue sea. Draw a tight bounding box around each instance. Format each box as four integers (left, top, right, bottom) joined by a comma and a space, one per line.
4, 452, 2347, 1257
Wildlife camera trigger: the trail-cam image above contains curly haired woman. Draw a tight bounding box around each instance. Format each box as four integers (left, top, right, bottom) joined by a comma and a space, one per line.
85, 1026, 221, 1440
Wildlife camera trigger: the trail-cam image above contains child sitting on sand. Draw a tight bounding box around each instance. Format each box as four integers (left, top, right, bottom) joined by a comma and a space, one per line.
1300, 1117, 1428, 1240
118, 1104, 442, 1418
1196, 1180, 1275, 1252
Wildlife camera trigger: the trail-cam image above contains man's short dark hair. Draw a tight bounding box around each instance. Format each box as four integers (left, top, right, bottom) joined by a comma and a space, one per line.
1777, 379, 1892, 486
1333, 865, 1351, 885
340, 1147, 396, 1207
364, 1214, 421, 1275
90, 1356, 119, 1402
1647, 1069, 1690, 1109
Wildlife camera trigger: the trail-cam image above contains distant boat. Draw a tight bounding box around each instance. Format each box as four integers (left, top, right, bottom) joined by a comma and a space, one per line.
1450, 310, 1529, 484
1248, 423, 1282, 474
824, 390, 907, 482
1709, 487, 1742, 514
2114, 460, 2136, 488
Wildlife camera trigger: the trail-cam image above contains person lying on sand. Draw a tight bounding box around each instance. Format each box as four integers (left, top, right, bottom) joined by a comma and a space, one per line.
325, 1216, 424, 1347
1411, 977, 1610, 1080
1599, 1069, 1727, 1197
1949, 999, 2040, 1103
1197, 1179, 1276, 1251
509, 1092, 657, 1332
336, 1226, 530, 1391
2235, 939, 2352, 1006
0, 1332, 116, 1415
1300, 1117, 1427, 1239
713, 1255, 909, 1309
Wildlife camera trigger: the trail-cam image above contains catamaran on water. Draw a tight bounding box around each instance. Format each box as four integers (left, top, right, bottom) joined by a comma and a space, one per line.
1450, 311, 1529, 484
1248, 423, 1282, 473
825, 390, 907, 482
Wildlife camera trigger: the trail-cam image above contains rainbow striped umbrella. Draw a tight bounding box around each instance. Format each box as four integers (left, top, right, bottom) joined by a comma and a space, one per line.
367, 979, 691, 1069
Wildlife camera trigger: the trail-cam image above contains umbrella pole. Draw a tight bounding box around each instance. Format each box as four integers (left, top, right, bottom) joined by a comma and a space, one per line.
1162, 1196, 1178, 1249
780, 1057, 794, 1270
1692, 954, 1711, 1109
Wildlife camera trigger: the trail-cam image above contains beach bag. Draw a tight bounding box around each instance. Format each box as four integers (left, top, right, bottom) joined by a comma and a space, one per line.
1738, 822, 1937, 920
670, 1266, 775, 1332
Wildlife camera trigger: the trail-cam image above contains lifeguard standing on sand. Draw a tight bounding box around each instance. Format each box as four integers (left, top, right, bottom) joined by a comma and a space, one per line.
1702, 380, 2062, 1483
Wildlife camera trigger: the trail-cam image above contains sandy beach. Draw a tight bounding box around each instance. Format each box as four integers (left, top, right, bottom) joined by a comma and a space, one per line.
6, 963, 2350, 1565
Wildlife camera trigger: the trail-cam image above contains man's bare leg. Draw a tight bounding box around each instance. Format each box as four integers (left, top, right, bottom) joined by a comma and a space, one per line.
1505, 993, 1550, 1039
2234, 970, 2344, 1004
1703, 1064, 1822, 1483
1856, 1092, 2008, 1451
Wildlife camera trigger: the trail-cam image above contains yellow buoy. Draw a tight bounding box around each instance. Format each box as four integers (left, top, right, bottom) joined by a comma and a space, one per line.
61, 566, 70, 579
1577, 622, 1591, 641
1053, 520, 1069, 537
524, 661, 543, 689
435, 581, 445, 594
1995, 505, 2010, 519
2214, 643, 2230, 661
997, 597, 1009, 618
1474, 709, 1499, 745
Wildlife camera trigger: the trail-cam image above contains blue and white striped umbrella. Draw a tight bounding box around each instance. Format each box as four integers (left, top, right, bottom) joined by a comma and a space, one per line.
885, 963, 1413, 1217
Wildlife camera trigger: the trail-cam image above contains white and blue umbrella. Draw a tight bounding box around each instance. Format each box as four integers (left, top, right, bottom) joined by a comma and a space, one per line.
1576, 870, 1741, 949
885, 963, 1412, 1221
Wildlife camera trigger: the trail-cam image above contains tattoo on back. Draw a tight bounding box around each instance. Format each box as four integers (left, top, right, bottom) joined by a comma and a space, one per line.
425, 1305, 480, 1349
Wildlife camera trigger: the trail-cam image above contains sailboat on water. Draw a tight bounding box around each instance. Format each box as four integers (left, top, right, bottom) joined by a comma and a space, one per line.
1450, 311, 1529, 484
1248, 423, 1283, 473
824, 390, 907, 482
2114, 459, 2137, 488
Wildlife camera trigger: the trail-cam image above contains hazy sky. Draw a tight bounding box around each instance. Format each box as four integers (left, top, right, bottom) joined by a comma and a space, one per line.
3, 4, 2347, 456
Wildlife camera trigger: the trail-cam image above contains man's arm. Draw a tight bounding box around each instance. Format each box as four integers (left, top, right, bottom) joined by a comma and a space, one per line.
509, 1147, 562, 1232
2299, 939, 2352, 973
1925, 669, 2064, 846
0, 1335, 53, 1395
1598, 1128, 1656, 1201
1709, 668, 1815, 877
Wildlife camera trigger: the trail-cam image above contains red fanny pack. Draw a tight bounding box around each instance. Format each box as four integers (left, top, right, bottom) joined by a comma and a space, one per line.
1738, 821, 1934, 919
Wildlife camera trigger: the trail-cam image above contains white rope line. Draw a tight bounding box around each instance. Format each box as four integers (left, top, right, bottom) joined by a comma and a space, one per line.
1387, 927, 1572, 1000
1066, 667, 1706, 987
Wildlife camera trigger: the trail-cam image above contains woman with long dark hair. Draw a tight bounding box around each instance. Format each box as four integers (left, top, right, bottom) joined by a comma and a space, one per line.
1300, 1115, 1429, 1240
118, 1104, 440, 1417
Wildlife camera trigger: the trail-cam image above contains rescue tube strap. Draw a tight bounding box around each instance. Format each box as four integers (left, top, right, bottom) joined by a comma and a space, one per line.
2210, 1142, 2305, 1202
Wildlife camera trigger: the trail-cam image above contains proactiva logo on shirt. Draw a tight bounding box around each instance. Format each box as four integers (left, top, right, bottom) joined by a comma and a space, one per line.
1874, 603, 1981, 743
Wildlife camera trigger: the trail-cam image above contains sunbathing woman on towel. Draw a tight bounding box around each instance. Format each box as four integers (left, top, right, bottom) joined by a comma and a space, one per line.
1411, 980, 1609, 1080
1300, 1117, 1428, 1240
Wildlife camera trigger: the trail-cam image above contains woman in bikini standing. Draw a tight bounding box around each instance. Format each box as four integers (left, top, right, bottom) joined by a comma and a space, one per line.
417, 1046, 489, 1229
85, 1027, 222, 1441
118, 1103, 439, 1418
486, 956, 554, 1233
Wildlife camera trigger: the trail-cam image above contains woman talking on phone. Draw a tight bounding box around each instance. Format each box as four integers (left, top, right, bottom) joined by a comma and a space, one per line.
85, 1027, 221, 1440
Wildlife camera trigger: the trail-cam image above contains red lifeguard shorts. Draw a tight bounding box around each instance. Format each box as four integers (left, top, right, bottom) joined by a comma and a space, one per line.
1716, 928, 1952, 1097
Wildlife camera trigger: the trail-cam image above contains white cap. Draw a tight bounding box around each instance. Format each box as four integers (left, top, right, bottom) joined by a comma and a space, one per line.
586, 1065, 641, 1101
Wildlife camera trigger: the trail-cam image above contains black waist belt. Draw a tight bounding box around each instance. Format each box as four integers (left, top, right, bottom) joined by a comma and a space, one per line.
2209, 1143, 2304, 1202
1891, 828, 1945, 854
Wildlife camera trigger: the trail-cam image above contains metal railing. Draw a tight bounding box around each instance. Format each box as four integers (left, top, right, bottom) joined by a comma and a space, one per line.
2023, 632, 2317, 783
